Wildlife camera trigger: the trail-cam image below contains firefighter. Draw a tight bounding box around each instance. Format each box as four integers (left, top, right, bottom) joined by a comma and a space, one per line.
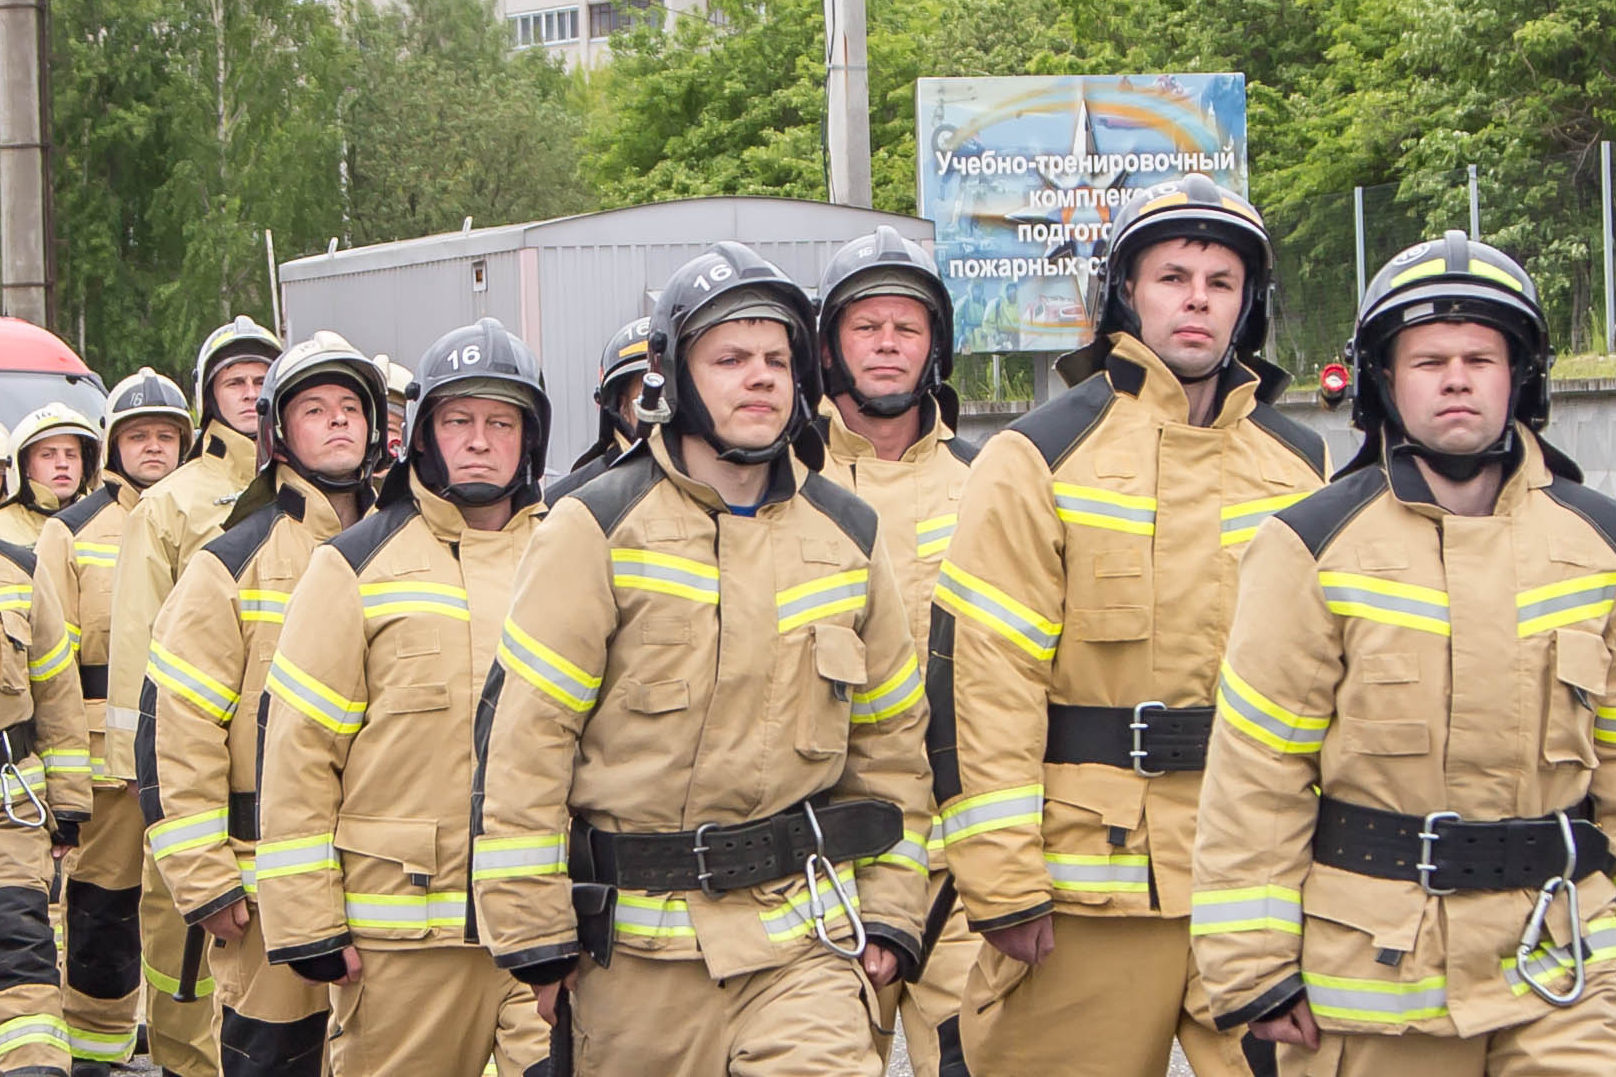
33, 368, 193, 1076
378, 356, 409, 479
0, 404, 102, 549
471, 242, 932, 1076
814, 225, 979, 1077
0, 423, 10, 501
550, 316, 651, 498
106, 313, 280, 1077
0, 537, 91, 1074
140, 333, 386, 1076
932, 175, 1329, 1077
1192, 232, 1616, 1076
255, 318, 550, 1077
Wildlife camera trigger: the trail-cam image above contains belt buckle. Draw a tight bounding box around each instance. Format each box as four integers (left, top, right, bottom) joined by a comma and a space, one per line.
1416, 810, 1461, 896
1130, 701, 1167, 778
692, 822, 721, 898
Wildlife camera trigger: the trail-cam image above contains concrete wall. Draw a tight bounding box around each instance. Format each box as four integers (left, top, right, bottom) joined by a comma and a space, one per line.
959, 380, 1616, 496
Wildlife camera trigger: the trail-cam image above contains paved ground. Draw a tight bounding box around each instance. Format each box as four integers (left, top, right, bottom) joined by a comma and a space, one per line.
884, 1022, 1195, 1076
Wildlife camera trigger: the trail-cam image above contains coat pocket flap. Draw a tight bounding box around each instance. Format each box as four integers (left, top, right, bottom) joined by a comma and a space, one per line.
1302, 863, 1425, 951
812, 623, 868, 687
625, 679, 689, 715
1340, 717, 1430, 757
1554, 628, 1611, 694
1359, 652, 1419, 685
390, 683, 451, 714
1, 608, 33, 649
1043, 763, 1144, 831
334, 814, 438, 877
1071, 606, 1150, 642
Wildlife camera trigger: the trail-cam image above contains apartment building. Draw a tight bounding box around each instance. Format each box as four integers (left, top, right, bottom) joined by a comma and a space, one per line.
504, 0, 706, 68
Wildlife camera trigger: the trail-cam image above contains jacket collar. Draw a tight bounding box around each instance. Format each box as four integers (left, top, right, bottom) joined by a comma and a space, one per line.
196, 420, 259, 489
107, 477, 141, 512
648, 427, 799, 515
817, 394, 953, 464
407, 468, 542, 544
1105, 333, 1259, 429
1382, 421, 1548, 519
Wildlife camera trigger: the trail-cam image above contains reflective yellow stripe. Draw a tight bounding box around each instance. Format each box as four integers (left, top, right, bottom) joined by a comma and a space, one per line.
1190, 884, 1302, 936
344, 891, 467, 930
1219, 493, 1309, 546
1217, 661, 1330, 754
0, 583, 30, 613
934, 561, 1061, 661
759, 868, 859, 942
497, 619, 601, 713
471, 834, 567, 881
1502, 917, 1616, 996
148, 808, 229, 860
65, 1023, 137, 1062
0, 1014, 70, 1058
238, 856, 257, 895
856, 830, 929, 875
142, 957, 214, 997
610, 549, 720, 605
147, 640, 240, 723
359, 581, 471, 621
65, 621, 81, 653
255, 833, 339, 880
73, 540, 118, 568
940, 784, 1044, 844
1596, 705, 1616, 746
851, 653, 923, 723
28, 632, 74, 682
916, 514, 957, 559
1516, 572, 1616, 637
1053, 483, 1156, 535
266, 653, 364, 735
777, 570, 869, 632
239, 588, 289, 624
1319, 571, 1451, 636
614, 893, 696, 938
1302, 972, 1448, 1023
39, 749, 91, 775
1045, 852, 1149, 893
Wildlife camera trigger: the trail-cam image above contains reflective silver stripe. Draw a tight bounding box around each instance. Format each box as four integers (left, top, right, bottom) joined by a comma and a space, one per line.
1301, 973, 1448, 1023
614, 894, 696, 938
1190, 886, 1302, 936
934, 563, 1061, 659
65, 1024, 136, 1062
1518, 586, 1616, 628
1503, 920, 1616, 996
940, 786, 1043, 845
497, 623, 601, 712
863, 833, 928, 873
0, 1014, 70, 1056
1321, 584, 1450, 624
759, 870, 859, 942
148, 810, 229, 860
1597, 707, 1616, 746
610, 551, 720, 604
1045, 853, 1149, 893
255, 836, 338, 880
106, 706, 139, 732
471, 836, 566, 880
344, 892, 467, 930
147, 641, 240, 722
359, 586, 470, 619
1, 765, 44, 799
850, 655, 922, 723
1216, 668, 1329, 754
40, 749, 91, 774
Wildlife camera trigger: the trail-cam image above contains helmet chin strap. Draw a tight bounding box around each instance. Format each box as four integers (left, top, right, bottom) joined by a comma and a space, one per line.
413, 417, 533, 506
1390, 427, 1515, 482
822, 316, 942, 419
671, 363, 800, 466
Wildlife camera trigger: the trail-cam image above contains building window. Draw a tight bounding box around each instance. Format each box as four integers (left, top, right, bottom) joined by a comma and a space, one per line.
588, 0, 653, 39
510, 7, 581, 49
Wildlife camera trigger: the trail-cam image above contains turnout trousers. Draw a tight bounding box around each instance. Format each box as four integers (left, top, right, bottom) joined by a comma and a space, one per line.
876, 872, 976, 1077
210, 909, 330, 1077
0, 815, 69, 1074
139, 850, 218, 1077
61, 784, 143, 1067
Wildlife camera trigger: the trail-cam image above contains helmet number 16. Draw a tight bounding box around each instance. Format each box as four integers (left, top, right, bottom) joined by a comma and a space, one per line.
692, 263, 734, 292
444, 344, 482, 370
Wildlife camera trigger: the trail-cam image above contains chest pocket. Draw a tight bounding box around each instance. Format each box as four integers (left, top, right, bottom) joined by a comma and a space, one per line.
1545, 628, 1608, 768
0, 608, 32, 695
798, 624, 867, 760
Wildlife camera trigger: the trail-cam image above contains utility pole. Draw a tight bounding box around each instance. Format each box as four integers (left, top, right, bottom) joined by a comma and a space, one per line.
824, 0, 871, 208
0, 0, 51, 323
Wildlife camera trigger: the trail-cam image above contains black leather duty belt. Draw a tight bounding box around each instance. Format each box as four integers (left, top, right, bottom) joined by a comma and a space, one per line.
569, 798, 902, 895
1314, 795, 1614, 894
1045, 702, 1215, 775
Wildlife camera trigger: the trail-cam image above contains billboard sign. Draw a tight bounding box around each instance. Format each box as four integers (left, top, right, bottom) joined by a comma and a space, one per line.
916, 74, 1248, 354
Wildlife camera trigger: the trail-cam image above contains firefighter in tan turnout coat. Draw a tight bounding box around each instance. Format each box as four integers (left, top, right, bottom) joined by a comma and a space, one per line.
472, 243, 932, 1076
932, 176, 1329, 1076
814, 226, 978, 1077
106, 314, 279, 1077
141, 335, 387, 1075
255, 318, 551, 1077
34, 368, 192, 1074
1192, 232, 1616, 1076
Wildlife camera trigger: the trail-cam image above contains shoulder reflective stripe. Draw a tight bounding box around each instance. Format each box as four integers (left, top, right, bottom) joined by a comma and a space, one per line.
615, 893, 696, 938
255, 833, 339, 880
29, 633, 75, 682
266, 653, 364, 735
759, 868, 859, 942
344, 891, 468, 930
148, 808, 229, 861
0, 583, 32, 612
1053, 483, 1156, 536
777, 569, 870, 632
1596, 706, 1616, 746
142, 957, 214, 998
0, 1014, 70, 1057
1318, 571, 1451, 636
73, 540, 119, 568
105, 706, 139, 732
1190, 884, 1302, 936
1045, 852, 1149, 893
238, 856, 257, 895
497, 619, 601, 713
65, 622, 82, 653
1301, 972, 1448, 1023
610, 549, 720, 605
851, 653, 923, 724
1, 764, 44, 800
1517, 572, 1616, 637
1502, 918, 1616, 996
65, 1023, 137, 1062
856, 830, 929, 875
1220, 493, 1310, 546
940, 784, 1044, 844
471, 834, 567, 881
1217, 662, 1329, 754
39, 749, 92, 775
934, 561, 1061, 661
148, 640, 241, 723
239, 589, 290, 624
359, 581, 471, 621
916, 514, 958, 558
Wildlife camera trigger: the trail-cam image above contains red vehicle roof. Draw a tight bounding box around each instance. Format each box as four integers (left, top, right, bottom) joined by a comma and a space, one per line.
0, 317, 93, 375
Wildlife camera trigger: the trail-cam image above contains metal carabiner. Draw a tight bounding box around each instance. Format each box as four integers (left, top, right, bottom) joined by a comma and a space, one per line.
0, 731, 46, 830
1514, 810, 1585, 1007
801, 801, 866, 960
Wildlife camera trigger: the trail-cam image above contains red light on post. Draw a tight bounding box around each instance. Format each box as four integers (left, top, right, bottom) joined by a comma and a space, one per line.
1319, 362, 1350, 409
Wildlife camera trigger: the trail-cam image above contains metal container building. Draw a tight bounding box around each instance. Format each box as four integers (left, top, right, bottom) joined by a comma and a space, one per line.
279, 196, 935, 474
